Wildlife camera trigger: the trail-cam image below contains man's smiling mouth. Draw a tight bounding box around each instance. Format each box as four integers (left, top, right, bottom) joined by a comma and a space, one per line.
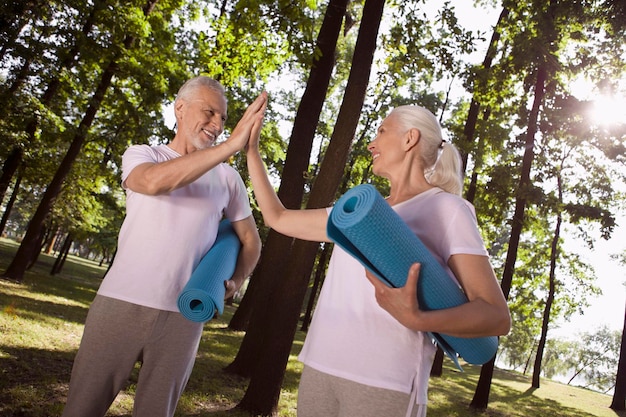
202, 128, 216, 142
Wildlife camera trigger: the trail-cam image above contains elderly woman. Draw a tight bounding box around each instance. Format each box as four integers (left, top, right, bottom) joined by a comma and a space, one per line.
246, 99, 510, 417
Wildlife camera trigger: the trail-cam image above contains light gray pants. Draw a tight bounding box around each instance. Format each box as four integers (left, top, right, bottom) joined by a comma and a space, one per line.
297, 366, 427, 417
62, 295, 204, 417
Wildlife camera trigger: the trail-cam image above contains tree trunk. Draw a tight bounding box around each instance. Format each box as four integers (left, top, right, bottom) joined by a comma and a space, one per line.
225, 0, 349, 375
1, 0, 157, 282
460, 7, 508, 172
430, 348, 444, 377
0, 173, 21, 237
464, 108, 490, 204
227, 0, 352, 334
227, 231, 293, 333
236, 239, 321, 415
470, 62, 547, 410
51, 233, 72, 275
44, 228, 60, 255
235, 0, 385, 414
301, 243, 330, 332
531, 175, 562, 388
610, 302, 626, 410
0, 147, 23, 206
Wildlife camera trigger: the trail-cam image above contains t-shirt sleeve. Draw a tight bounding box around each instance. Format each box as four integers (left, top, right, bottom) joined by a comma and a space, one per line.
440, 199, 489, 261
433, 197, 489, 263
121, 145, 156, 189
223, 166, 253, 222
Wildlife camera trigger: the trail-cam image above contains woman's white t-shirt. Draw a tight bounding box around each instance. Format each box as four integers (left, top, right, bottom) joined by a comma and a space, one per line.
298, 187, 488, 404
97, 144, 252, 312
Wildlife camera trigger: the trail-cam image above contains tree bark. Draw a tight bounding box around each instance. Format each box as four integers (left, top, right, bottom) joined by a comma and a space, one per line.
235, 0, 386, 414
225, 0, 349, 375
430, 348, 445, 377
301, 243, 330, 332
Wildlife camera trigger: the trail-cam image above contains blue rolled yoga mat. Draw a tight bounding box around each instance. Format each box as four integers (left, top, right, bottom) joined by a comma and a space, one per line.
327, 184, 498, 368
177, 220, 240, 322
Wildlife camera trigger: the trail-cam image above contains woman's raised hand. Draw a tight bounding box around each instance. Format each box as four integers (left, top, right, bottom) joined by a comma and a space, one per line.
226, 91, 267, 152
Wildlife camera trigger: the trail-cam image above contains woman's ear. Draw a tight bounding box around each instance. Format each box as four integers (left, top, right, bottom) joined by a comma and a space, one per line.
405, 128, 420, 150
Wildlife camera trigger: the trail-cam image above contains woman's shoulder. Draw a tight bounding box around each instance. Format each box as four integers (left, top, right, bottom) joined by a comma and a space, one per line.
407, 188, 477, 222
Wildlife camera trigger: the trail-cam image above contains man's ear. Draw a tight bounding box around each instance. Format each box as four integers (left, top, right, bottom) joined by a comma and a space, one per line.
174, 100, 185, 120
405, 128, 421, 150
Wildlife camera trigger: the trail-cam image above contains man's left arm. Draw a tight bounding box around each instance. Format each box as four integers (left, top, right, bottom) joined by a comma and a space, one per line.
225, 215, 262, 299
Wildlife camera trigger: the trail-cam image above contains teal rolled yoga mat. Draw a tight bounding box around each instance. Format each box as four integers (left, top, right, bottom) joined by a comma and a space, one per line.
327, 184, 498, 368
177, 220, 240, 322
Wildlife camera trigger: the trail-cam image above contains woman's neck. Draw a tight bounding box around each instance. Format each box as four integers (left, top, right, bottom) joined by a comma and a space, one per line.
386, 179, 434, 206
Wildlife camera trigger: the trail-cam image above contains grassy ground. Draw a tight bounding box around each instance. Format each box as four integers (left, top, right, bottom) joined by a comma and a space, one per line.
0, 237, 624, 417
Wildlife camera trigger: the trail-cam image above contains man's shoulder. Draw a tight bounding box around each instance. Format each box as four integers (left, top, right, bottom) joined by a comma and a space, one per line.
123, 143, 176, 161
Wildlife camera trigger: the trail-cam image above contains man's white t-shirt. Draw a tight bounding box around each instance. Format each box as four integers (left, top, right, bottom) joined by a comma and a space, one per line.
97, 144, 252, 312
298, 187, 488, 404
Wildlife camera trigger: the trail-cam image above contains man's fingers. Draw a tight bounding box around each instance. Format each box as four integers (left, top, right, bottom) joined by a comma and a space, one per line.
244, 91, 268, 117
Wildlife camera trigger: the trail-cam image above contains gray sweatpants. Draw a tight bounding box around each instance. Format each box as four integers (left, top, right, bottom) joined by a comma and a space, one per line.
297, 366, 427, 417
62, 295, 204, 417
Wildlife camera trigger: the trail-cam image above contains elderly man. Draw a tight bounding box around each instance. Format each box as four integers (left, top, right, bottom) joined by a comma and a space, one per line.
63, 76, 266, 417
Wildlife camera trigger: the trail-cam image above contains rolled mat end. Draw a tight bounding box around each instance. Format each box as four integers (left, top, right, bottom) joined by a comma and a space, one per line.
177, 220, 241, 323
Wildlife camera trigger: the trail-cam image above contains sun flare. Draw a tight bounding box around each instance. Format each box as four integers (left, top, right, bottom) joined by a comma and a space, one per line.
570, 76, 626, 127
590, 94, 626, 126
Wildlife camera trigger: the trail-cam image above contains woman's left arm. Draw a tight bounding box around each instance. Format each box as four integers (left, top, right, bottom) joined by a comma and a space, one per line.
443, 254, 511, 337
365, 255, 511, 338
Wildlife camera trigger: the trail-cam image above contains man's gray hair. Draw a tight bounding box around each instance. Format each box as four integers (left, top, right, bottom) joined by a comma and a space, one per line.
175, 76, 226, 104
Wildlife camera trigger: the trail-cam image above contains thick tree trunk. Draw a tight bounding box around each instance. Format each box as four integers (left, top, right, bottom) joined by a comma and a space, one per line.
225, 0, 349, 376
235, 0, 386, 414
430, 348, 445, 377
228, 0, 353, 335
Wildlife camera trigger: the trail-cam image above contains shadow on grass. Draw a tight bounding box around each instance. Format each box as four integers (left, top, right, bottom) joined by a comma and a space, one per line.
0, 345, 74, 417
1, 291, 92, 325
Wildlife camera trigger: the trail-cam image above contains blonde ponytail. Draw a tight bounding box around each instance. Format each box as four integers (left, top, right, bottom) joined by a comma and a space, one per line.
426, 142, 463, 195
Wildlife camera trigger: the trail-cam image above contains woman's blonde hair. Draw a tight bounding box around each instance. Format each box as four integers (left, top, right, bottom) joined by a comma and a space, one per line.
390, 105, 463, 195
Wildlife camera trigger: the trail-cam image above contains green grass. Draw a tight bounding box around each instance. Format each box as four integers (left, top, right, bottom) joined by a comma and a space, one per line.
0, 237, 624, 417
